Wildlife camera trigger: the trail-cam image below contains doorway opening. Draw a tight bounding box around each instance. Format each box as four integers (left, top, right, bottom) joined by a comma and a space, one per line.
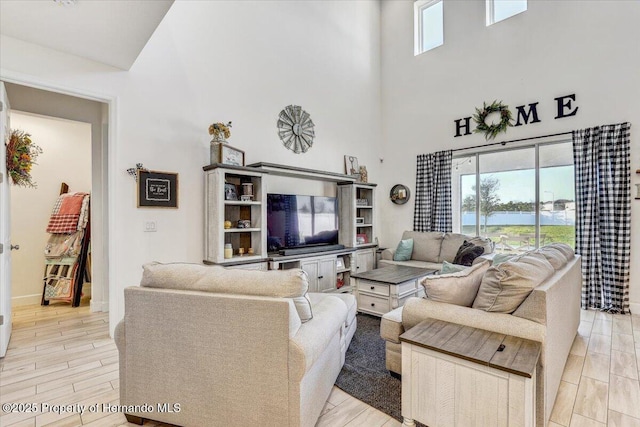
10, 111, 92, 306
2, 81, 111, 315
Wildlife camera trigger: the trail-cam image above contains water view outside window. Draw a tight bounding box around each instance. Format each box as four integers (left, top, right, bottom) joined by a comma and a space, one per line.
539, 142, 576, 248
453, 142, 575, 252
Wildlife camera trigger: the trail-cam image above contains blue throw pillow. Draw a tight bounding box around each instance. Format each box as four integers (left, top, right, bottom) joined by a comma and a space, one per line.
393, 238, 414, 261
440, 261, 467, 274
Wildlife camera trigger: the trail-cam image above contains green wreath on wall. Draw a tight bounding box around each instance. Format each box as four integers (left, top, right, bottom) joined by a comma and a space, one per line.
473, 100, 514, 140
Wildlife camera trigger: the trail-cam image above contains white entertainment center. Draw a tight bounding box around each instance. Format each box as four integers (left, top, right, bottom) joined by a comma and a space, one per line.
203, 162, 378, 294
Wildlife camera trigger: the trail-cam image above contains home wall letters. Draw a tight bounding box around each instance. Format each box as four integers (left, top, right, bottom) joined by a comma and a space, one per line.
454, 93, 578, 137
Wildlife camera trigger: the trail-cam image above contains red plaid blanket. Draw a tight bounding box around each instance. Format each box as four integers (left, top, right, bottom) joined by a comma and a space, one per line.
47, 214, 81, 234
46, 192, 89, 234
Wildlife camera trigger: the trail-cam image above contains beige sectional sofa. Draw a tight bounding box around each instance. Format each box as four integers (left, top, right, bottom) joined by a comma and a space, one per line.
380, 230, 495, 270
380, 245, 582, 427
115, 262, 356, 427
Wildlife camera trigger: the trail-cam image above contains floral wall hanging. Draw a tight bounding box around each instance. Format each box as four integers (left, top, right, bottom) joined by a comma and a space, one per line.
6, 129, 42, 188
472, 100, 514, 140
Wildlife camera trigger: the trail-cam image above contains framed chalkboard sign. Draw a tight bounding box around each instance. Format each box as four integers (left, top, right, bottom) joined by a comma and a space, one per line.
137, 170, 179, 208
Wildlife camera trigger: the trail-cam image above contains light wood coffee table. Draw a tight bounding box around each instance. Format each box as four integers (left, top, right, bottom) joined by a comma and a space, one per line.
400, 318, 541, 427
352, 265, 437, 316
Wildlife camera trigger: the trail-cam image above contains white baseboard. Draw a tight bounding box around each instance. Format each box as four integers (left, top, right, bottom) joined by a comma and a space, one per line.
12, 294, 42, 307
629, 302, 640, 315
90, 299, 109, 312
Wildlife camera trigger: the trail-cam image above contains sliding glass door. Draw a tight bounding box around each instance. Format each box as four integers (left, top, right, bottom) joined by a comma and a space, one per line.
452, 141, 575, 252
539, 142, 576, 248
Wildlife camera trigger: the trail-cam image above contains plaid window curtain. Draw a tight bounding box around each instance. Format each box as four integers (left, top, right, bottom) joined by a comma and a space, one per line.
573, 122, 631, 314
414, 150, 453, 232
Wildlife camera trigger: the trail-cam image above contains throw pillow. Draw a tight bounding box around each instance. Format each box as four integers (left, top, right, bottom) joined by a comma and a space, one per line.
472, 252, 555, 313
492, 253, 516, 265
439, 233, 469, 263
141, 262, 314, 322
393, 238, 414, 261
452, 241, 485, 266
421, 261, 490, 307
440, 261, 467, 274
534, 246, 568, 270
544, 243, 575, 262
401, 231, 443, 263
467, 236, 496, 255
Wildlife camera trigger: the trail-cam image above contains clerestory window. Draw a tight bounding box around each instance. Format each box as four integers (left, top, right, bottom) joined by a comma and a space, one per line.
414, 0, 444, 55
487, 0, 527, 26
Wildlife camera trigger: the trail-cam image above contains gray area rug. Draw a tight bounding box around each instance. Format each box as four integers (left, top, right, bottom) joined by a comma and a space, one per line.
335, 313, 404, 421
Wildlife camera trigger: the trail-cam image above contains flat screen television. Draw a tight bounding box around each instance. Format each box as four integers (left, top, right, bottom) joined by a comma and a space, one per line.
267, 193, 339, 252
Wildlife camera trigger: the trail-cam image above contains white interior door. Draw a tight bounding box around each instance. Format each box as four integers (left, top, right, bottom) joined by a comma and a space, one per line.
0, 82, 12, 357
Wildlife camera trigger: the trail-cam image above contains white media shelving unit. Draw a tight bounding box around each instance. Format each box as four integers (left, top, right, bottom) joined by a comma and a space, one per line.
204, 164, 267, 268
203, 162, 378, 286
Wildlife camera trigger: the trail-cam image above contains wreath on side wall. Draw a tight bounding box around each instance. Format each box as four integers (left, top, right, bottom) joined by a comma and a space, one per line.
473, 100, 514, 140
6, 129, 42, 188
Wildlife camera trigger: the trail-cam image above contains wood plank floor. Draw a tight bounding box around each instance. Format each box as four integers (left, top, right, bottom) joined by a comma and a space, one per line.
1, 303, 638, 427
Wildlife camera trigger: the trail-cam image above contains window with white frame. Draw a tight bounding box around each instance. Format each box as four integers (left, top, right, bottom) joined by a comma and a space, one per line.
486, 0, 527, 26
414, 0, 444, 56
452, 141, 575, 252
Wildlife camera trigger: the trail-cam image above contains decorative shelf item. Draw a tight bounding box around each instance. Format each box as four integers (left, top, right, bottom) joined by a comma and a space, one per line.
277, 105, 315, 154
212, 143, 244, 167
127, 163, 147, 181
209, 121, 239, 165
472, 100, 514, 140
390, 184, 410, 205
209, 121, 232, 143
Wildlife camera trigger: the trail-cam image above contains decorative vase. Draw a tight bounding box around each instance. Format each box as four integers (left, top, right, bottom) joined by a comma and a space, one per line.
210, 138, 226, 164
359, 166, 368, 183
224, 243, 233, 259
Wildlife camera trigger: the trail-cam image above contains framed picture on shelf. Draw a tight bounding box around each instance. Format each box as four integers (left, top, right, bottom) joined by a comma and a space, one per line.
356, 233, 368, 245
224, 183, 238, 200
336, 257, 345, 269
219, 143, 245, 167
137, 170, 178, 208
344, 155, 359, 176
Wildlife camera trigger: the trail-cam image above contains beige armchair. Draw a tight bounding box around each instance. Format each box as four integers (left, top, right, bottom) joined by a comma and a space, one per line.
115, 263, 357, 427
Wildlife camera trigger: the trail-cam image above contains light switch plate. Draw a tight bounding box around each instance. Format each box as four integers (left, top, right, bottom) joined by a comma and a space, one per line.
144, 221, 157, 232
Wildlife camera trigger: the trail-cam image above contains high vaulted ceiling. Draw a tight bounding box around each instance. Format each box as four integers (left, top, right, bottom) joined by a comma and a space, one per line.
0, 0, 174, 70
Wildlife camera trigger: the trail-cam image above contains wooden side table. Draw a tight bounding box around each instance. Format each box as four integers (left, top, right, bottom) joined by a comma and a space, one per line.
400, 318, 541, 427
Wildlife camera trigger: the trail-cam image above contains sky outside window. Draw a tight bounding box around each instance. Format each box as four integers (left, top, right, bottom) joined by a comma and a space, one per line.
492, 0, 527, 24
460, 166, 575, 204
421, 1, 443, 52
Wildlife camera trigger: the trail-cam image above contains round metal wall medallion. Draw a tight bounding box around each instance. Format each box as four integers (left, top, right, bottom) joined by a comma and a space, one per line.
277, 105, 315, 154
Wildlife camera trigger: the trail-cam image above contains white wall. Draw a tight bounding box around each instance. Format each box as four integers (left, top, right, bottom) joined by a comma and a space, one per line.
10, 112, 92, 305
380, 1, 640, 310
1, 0, 382, 333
